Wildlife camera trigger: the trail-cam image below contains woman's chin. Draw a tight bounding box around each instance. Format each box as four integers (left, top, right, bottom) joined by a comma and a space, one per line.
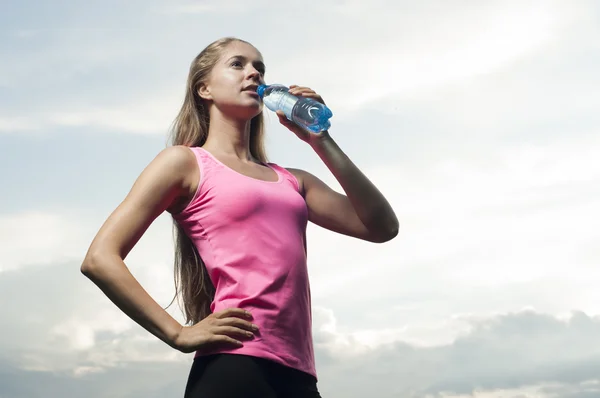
218, 100, 263, 121
239, 103, 264, 120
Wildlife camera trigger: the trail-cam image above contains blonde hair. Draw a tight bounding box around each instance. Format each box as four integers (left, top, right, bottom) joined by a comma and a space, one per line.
168, 37, 267, 324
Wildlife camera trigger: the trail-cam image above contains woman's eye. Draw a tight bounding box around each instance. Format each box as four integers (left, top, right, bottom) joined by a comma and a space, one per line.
231, 61, 242, 68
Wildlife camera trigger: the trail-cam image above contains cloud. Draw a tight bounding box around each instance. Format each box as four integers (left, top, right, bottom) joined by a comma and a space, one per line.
1, 0, 591, 135
2, 211, 598, 396
0, 210, 183, 372
0, 208, 178, 289
425, 380, 600, 398
312, 308, 600, 398
30, 93, 182, 135
0, 261, 184, 375
264, 0, 581, 113
0, 212, 90, 272
2, 303, 600, 397
0, 358, 190, 398
0, 117, 39, 132
308, 137, 600, 290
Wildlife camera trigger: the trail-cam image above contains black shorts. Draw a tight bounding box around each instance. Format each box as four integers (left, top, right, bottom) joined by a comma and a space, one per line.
184, 353, 322, 398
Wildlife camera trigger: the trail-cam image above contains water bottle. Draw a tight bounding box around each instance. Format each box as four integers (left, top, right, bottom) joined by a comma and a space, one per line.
257, 84, 333, 133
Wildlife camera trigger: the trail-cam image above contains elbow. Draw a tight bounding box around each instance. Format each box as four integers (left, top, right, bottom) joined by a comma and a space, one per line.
80, 254, 96, 278
80, 250, 109, 278
377, 228, 399, 243
369, 221, 399, 244
387, 223, 400, 241
366, 209, 399, 243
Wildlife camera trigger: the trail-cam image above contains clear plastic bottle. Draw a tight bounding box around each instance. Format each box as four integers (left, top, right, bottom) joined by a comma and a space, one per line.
257, 84, 333, 133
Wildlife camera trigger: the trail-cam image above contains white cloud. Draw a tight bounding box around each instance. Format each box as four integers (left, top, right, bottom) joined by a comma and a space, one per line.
313, 305, 472, 354
302, 135, 600, 349
0, 117, 39, 132
0, 0, 590, 134
0, 209, 184, 372
41, 93, 182, 135
72, 366, 105, 377
0, 92, 182, 135
268, 0, 578, 114
0, 212, 89, 272
0, 209, 178, 299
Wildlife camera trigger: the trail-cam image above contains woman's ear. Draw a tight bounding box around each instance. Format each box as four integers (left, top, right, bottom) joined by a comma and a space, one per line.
197, 83, 212, 100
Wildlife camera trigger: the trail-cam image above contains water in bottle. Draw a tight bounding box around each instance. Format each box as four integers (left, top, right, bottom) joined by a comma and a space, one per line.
257, 84, 333, 133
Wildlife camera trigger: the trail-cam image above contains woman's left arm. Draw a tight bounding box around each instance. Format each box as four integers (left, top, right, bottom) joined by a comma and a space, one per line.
278, 85, 399, 243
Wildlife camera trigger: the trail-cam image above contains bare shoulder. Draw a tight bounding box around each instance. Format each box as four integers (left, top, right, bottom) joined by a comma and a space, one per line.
284, 167, 308, 178
149, 145, 199, 213
153, 145, 197, 173
284, 167, 326, 190
144, 145, 198, 190
284, 167, 310, 193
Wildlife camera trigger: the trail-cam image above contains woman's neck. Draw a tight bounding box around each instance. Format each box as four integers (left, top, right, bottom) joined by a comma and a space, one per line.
203, 110, 254, 162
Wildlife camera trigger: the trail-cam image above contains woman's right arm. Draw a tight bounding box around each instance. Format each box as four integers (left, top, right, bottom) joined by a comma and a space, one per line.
81, 145, 259, 352
80, 145, 197, 348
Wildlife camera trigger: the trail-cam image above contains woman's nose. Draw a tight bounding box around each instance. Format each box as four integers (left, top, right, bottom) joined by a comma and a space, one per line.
247, 68, 263, 83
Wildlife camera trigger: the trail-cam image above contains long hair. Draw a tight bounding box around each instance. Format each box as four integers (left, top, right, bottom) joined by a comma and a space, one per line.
168, 37, 267, 325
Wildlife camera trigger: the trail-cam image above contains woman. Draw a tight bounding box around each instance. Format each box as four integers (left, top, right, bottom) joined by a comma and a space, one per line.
81, 37, 398, 398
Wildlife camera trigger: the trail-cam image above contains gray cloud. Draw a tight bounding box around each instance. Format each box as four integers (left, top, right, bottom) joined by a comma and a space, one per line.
2, 260, 600, 397
0, 358, 189, 398
539, 381, 600, 398
314, 311, 600, 397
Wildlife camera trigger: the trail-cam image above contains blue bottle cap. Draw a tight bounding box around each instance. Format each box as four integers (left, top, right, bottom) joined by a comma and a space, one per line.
257, 84, 267, 98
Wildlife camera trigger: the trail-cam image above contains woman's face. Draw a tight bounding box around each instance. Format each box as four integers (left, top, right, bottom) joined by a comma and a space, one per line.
201, 41, 266, 119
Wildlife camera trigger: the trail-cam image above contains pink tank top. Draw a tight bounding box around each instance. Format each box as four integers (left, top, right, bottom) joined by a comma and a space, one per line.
172, 146, 316, 378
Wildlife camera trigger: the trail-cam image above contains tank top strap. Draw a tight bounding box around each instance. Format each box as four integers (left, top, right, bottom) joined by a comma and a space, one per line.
172, 147, 220, 213
267, 163, 302, 194
192, 146, 221, 176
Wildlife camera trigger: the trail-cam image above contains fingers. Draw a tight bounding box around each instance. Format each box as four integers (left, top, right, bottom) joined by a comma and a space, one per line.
276, 110, 293, 126
211, 307, 259, 333
214, 307, 253, 320
208, 318, 260, 349
208, 334, 244, 347
276, 110, 286, 118
288, 85, 325, 104
289, 86, 313, 96
177, 308, 260, 353
217, 316, 259, 333
213, 326, 256, 340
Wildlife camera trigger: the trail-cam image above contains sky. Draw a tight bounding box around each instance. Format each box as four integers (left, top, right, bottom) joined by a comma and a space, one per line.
1, 0, 600, 397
